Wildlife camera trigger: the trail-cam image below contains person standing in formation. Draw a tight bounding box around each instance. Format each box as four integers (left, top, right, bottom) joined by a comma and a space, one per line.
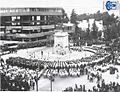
41, 51, 43, 58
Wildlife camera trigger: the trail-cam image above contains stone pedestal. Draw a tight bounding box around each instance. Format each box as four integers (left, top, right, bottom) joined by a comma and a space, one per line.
54, 32, 69, 55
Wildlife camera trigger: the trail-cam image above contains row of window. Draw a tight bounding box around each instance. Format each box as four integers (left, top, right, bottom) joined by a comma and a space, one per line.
10, 22, 48, 26
4, 29, 50, 34
11, 16, 46, 21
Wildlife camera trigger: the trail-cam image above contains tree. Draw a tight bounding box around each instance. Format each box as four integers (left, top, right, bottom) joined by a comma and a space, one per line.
98, 31, 102, 39
48, 11, 69, 25
117, 21, 120, 36
70, 9, 78, 24
48, 15, 61, 24
110, 23, 118, 39
91, 21, 98, 40
62, 13, 69, 23
70, 9, 80, 45
77, 13, 88, 21
102, 13, 117, 41
86, 19, 91, 40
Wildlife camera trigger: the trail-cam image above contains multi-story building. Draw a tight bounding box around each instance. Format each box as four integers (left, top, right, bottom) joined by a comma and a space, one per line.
0, 7, 66, 42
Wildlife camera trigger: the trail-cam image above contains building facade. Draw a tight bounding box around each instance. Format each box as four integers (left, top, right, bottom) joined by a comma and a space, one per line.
0, 7, 65, 42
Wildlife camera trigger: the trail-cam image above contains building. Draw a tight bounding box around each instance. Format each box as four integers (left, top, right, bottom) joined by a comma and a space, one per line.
78, 19, 103, 31
0, 7, 65, 42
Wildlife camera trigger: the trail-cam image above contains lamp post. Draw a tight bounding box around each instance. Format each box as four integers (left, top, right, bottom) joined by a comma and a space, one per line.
50, 77, 52, 92
35, 63, 47, 91
49, 74, 54, 92
36, 71, 39, 91
36, 56, 41, 91
34, 56, 39, 91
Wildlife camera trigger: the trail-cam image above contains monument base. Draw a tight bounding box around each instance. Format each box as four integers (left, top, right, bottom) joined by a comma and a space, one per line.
54, 32, 69, 55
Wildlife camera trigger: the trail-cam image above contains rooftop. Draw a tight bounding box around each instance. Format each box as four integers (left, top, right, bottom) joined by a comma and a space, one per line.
0, 7, 64, 16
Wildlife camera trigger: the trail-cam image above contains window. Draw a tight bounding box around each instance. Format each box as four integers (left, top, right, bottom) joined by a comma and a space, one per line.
32, 16, 34, 20
37, 22, 40, 25
17, 16, 20, 19
15, 9, 18, 12
57, 9, 62, 12
6, 31, 10, 33
17, 22, 20, 25
12, 30, 17, 33
12, 23, 16, 25
18, 30, 21, 33
26, 8, 30, 12
41, 16, 44, 20
37, 16, 40, 20
32, 22, 34, 25
12, 16, 16, 21
44, 16, 46, 20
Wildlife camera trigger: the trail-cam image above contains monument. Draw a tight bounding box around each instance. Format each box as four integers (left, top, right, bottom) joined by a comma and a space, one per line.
54, 31, 69, 55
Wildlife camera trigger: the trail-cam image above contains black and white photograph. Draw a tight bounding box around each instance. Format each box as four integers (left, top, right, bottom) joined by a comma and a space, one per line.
0, 0, 120, 91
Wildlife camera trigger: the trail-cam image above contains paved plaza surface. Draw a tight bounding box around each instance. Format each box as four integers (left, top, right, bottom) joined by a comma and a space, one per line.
1, 46, 94, 61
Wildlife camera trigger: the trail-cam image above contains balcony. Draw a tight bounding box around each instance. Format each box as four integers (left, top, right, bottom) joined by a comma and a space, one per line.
7, 31, 54, 38
5, 25, 55, 30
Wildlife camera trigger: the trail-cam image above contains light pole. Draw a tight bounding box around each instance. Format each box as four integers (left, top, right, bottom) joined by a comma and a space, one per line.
36, 56, 41, 91
35, 70, 39, 91
50, 77, 52, 92
49, 74, 54, 92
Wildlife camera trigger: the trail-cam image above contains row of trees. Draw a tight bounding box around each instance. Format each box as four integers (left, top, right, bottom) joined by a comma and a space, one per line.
70, 9, 102, 44
47, 8, 120, 44
70, 9, 120, 43
103, 13, 120, 41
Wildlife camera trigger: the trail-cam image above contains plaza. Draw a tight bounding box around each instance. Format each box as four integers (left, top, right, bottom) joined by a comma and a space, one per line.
1, 46, 94, 61
1, 43, 120, 91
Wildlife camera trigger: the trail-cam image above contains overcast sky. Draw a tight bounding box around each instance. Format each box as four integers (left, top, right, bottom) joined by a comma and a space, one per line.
0, 0, 119, 17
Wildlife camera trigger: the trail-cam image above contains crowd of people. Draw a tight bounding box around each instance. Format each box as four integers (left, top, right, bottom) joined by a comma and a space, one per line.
1, 44, 120, 91
63, 61, 120, 92
42, 53, 109, 78
63, 82, 120, 92
6, 57, 44, 70
0, 58, 39, 91
62, 46, 120, 92
17, 41, 46, 49
5, 49, 108, 78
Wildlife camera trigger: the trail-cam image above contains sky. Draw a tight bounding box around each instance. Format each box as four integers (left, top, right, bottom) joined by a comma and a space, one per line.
0, 0, 119, 17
